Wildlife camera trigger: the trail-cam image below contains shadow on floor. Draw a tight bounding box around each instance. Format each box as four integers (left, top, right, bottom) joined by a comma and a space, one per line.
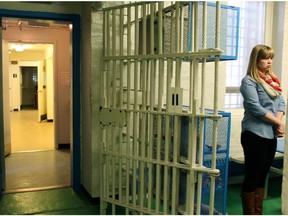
5, 149, 70, 193
0, 176, 283, 215
0, 187, 100, 215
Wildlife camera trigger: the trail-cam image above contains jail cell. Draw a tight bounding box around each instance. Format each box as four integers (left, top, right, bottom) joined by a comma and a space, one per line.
99, 2, 235, 215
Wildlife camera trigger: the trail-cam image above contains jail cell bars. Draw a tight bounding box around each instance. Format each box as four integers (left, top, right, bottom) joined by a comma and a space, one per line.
99, 2, 224, 215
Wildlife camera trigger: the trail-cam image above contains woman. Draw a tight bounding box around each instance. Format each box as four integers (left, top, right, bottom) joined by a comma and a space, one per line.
240, 44, 285, 215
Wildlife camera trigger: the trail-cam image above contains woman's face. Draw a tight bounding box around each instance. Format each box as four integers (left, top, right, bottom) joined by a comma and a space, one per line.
258, 57, 273, 72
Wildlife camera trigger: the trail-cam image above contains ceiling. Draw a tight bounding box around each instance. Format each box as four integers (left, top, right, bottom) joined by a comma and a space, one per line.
2, 17, 71, 30
8, 43, 53, 52
2, 17, 71, 53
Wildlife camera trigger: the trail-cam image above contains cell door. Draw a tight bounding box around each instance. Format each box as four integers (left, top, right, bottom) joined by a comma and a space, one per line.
99, 2, 228, 215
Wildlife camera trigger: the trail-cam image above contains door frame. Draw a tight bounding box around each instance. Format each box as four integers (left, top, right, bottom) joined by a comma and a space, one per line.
18, 61, 47, 122
0, 9, 81, 197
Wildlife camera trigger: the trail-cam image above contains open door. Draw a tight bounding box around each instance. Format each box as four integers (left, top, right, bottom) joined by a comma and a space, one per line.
2, 40, 11, 156
1, 39, 12, 197
1, 28, 11, 197
0, 19, 4, 198
0, 9, 81, 193
37, 60, 47, 122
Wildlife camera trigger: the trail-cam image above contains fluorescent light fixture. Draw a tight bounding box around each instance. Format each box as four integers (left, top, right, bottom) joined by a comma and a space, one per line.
11, 44, 26, 52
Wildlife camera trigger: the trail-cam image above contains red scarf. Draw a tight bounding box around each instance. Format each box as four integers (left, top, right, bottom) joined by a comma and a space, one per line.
258, 71, 282, 93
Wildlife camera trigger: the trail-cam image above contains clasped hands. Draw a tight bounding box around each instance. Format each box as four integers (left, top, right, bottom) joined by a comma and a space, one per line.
276, 122, 285, 137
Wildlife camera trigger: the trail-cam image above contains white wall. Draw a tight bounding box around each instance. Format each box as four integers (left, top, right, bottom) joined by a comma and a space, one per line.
45, 46, 54, 120
280, 2, 288, 214
9, 64, 20, 111
2, 40, 11, 156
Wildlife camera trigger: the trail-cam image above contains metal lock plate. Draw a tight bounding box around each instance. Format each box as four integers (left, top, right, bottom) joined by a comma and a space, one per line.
99, 107, 127, 127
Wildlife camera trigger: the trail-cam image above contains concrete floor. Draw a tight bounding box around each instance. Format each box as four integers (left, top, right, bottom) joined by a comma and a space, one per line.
5, 149, 70, 193
0, 178, 282, 215
0, 188, 100, 215
1, 108, 84, 214
4, 108, 70, 193
9, 108, 54, 153
1, 105, 281, 215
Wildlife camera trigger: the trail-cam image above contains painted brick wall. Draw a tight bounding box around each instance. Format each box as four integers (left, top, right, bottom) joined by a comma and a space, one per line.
281, 2, 288, 214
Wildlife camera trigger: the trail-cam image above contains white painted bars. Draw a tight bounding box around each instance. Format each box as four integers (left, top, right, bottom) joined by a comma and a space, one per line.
100, 1, 223, 215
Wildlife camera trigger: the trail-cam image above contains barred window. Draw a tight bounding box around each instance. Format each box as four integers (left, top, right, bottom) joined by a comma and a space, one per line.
225, 1, 266, 108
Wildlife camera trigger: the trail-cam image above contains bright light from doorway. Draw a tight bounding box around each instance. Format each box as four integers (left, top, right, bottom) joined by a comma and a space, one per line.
11, 44, 27, 52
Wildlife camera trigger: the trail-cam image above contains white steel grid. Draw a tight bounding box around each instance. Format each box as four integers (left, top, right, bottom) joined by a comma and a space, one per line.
99, 1, 230, 215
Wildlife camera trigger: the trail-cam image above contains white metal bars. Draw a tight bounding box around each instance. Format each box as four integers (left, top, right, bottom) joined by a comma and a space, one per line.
100, 1, 223, 215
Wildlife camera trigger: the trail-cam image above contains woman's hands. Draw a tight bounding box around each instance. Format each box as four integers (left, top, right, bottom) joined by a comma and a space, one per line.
264, 111, 285, 137
275, 122, 285, 137
276, 112, 285, 137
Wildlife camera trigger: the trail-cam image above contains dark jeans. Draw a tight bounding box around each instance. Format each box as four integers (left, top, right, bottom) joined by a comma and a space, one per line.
241, 130, 277, 192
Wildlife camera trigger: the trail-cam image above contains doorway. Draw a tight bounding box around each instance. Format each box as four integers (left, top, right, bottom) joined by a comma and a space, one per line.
0, 13, 80, 194
21, 66, 38, 110
9, 60, 55, 153
0, 10, 81, 197
5, 44, 62, 192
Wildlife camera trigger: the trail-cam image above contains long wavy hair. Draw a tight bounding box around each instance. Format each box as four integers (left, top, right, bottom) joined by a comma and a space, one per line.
246, 44, 275, 83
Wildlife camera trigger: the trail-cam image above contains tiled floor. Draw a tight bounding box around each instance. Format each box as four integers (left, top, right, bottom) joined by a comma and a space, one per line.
4, 108, 70, 193
0, 188, 100, 215
5, 149, 70, 193
226, 177, 282, 215
9, 108, 54, 153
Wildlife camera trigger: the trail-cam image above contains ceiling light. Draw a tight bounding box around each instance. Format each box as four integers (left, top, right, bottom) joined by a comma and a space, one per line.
11, 44, 25, 52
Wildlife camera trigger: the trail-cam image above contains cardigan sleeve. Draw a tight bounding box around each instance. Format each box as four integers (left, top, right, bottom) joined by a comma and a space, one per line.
240, 76, 268, 119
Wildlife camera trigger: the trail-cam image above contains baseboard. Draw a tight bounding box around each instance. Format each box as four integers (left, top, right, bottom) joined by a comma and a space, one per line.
58, 143, 70, 149
228, 175, 245, 185
228, 173, 282, 185
81, 185, 100, 205
40, 114, 47, 121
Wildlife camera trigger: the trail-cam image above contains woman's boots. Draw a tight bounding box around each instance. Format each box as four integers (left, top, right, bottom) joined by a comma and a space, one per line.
241, 191, 255, 215
255, 188, 265, 214
241, 188, 265, 215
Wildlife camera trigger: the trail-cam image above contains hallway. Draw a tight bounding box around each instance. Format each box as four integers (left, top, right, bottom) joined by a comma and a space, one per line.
4, 109, 70, 193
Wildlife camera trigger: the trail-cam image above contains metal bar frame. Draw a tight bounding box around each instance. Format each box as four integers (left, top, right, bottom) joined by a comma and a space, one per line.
100, 1, 224, 215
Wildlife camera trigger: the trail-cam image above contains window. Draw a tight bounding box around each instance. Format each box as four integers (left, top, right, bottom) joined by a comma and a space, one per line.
225, 1, 266, 108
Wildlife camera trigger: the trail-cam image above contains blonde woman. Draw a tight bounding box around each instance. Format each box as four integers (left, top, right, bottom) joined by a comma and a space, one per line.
240, 44, 285, 215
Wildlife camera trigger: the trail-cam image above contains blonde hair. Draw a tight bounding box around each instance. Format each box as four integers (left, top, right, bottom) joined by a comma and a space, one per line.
246, 44, 275, 83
